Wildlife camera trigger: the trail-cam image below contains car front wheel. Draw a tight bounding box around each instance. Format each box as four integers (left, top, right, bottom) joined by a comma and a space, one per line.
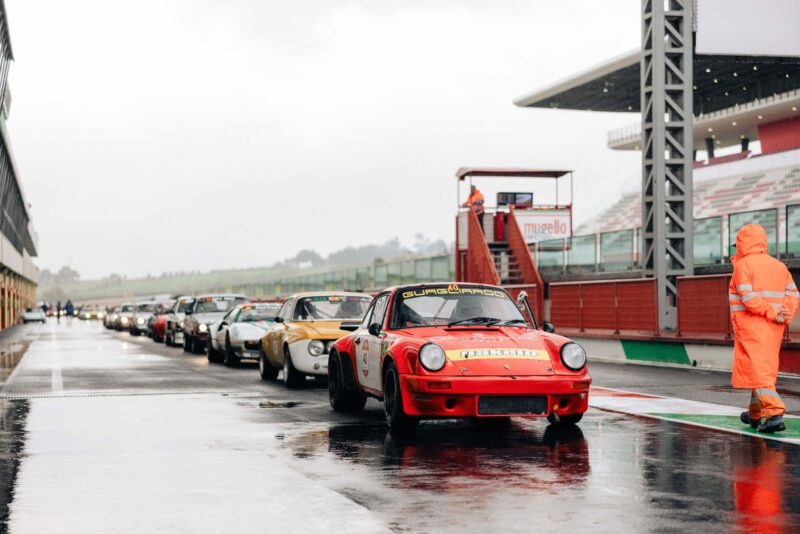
383, 361, 419, 432
328, 352, 366, 412
207, 337, 223, 363
224, 336, 240, 367
282, 345, 305, 389
183, 334, 192, 352
259, 348, 278, 381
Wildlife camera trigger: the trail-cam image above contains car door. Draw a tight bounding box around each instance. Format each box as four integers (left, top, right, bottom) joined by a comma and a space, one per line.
216, 308, 238, 349
267, 298, 293, 364
355, 293, 389, 391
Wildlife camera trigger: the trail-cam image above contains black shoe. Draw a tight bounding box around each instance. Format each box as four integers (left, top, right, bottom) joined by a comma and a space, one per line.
757, 416, 786, 434
740, 411, 759, 429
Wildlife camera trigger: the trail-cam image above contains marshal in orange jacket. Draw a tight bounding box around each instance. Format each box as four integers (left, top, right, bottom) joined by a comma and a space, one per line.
728, 224, 799, 388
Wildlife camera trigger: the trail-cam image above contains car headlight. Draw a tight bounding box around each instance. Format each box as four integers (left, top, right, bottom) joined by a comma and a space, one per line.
308, 339, 325, 356
198, 323, 208, 333
560, 342, 587, 371
419, 343, 446, 372
120, 317, 129, 324
179, 320, 184, 328
137, 318, 145, 325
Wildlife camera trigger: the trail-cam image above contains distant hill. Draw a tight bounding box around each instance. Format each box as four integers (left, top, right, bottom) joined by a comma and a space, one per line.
40, 236, 452, 303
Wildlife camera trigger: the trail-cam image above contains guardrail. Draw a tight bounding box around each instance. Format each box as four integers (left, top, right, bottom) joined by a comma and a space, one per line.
549, 278, 658, 335
676, 275, 732, 339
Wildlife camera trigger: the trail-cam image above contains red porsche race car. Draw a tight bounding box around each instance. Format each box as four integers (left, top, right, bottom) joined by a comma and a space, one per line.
328, 282, 590, 431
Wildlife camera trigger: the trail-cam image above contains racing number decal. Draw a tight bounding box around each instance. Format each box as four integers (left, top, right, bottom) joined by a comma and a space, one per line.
361, 339, 370, 377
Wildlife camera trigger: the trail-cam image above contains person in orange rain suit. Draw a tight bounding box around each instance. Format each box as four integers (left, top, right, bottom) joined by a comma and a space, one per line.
462, 185, 485, 232
728, 224, 799, 433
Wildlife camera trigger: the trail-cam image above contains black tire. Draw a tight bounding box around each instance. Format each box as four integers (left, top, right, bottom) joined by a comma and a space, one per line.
207, 336, 223, 363
282, 345, 305, 389
183, 334, 192, 352
383, 360, 419, 432
224, 336, 240, 367
547, 412, 583, 426
192, 336, 205, 355
328, 352, 367, 412
165, 328, 173, 346
259, 348, 279, 381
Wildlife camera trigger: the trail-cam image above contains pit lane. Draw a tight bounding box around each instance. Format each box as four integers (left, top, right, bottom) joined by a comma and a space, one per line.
1, 320, 799, 532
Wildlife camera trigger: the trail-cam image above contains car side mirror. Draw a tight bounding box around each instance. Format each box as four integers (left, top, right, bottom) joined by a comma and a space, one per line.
340, 320, 359, 332
274, 316, 284, 323
368, 323, 381, 336
542, 322, 555, 334
516, 290, 528, 308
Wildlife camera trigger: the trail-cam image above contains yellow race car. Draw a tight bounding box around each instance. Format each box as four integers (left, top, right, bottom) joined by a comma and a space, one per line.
259, 292, 372, 388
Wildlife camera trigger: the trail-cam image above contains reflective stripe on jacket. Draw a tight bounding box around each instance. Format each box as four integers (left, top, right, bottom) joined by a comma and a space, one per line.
729, 224, 799, 388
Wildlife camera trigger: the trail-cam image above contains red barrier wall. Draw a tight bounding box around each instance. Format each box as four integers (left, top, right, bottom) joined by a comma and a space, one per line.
677, 275, 732, 338
550, 279, 658, 334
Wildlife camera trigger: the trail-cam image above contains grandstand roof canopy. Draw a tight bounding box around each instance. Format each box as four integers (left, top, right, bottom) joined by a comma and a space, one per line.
514, 49, 800, 115
456, 167, 572, 180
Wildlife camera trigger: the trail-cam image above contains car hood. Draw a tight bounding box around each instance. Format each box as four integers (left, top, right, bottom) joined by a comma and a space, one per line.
193, 312, 224, 324
291, 320, 349, 339
399, 327, 556, 377
234, 321, 272, 338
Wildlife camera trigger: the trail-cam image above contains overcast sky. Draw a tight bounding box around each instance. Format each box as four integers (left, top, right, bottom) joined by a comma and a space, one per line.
6, 0, 641, 279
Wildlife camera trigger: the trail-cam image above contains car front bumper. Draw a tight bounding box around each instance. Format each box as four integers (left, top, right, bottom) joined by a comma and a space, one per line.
230, 339, 261, 360
288, 339, 329, 376
400, 375, 591, 418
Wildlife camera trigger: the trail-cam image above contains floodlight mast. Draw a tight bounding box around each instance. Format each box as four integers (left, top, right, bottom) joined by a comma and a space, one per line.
640, 0, 694, 331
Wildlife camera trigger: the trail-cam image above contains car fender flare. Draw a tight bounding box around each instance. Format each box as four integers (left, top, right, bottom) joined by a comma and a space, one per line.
332, 350, 359, 391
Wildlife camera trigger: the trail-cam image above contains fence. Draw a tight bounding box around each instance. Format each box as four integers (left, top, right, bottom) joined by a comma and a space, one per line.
676, 275, 732, 338
549, 279, 659, 334
534, 203, 800, 275
220, 254, 456, 298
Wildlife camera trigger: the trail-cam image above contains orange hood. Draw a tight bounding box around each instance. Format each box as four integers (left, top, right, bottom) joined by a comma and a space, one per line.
732, 224, 768, 265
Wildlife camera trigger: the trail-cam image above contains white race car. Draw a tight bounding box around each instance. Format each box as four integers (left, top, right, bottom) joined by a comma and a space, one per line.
208, 302, 281, 367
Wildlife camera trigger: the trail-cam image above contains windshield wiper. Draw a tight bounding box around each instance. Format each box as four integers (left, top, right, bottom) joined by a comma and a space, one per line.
447, 316, 502, 327
499, 319, 529, 327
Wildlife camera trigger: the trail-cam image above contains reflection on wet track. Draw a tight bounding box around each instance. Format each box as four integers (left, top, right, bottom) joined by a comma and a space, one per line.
274, 414, 800, 532
0, 321, 798, 532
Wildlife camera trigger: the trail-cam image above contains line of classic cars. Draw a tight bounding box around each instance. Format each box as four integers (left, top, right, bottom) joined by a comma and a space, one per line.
97, 283, 590, 432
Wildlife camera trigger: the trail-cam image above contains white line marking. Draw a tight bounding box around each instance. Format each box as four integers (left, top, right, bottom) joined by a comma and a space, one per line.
51, 349, 63, 393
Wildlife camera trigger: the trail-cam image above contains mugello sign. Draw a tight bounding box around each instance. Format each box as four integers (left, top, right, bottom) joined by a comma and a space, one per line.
514, 209, 572, 243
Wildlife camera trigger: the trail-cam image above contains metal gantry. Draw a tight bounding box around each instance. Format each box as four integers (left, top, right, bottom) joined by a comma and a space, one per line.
640, 0, 694, 330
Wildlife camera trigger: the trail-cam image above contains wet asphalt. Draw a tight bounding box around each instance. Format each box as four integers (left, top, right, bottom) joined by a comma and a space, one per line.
0, 320, 799, 532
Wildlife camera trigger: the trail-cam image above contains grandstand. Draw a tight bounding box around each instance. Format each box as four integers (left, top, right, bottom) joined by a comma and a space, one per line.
572, 148, 800, 266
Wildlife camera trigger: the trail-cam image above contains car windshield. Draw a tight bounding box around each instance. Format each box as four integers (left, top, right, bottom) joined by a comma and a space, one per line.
177, 299, 194, 313
392, 285, 526, 328
238, 304, 281, 322
137, 304, 155, 313
121, 305, 135, 313
195, 296, 248, 314
293, 295, 371, 321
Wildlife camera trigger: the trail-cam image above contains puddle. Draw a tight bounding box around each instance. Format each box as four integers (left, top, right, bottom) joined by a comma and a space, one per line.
259, 401, 304, 409
0, 343, 28, 384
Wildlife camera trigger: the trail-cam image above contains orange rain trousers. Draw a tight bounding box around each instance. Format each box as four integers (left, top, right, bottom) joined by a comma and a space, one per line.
728, 224, 798, 415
